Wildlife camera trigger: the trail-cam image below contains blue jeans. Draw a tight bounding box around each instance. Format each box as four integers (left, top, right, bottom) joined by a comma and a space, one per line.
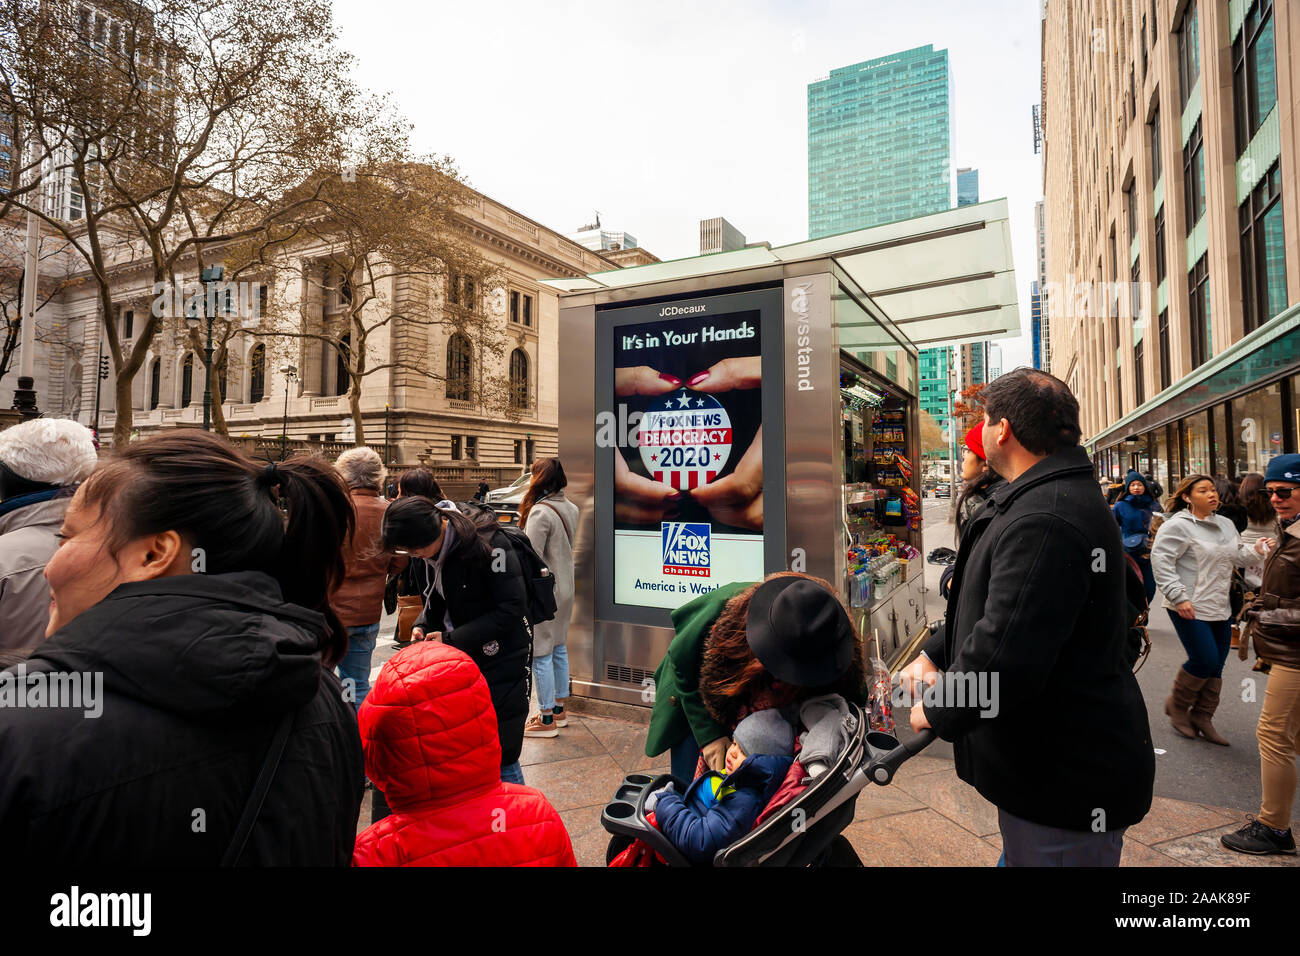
532, 644, 570, 712
1166, 612, 1232, 679
501, 761, 525, 785
337, 622, 380, 710
1131, 553, 1156, 603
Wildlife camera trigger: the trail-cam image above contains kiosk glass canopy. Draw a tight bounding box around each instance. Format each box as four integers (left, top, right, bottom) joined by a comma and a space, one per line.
542, 199, 1020, 351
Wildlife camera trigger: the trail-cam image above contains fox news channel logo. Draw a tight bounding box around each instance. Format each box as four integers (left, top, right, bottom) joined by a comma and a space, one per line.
662, 522, 711, 577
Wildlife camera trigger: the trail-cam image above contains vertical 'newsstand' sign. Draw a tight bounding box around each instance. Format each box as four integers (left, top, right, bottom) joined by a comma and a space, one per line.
611, 303, 765, 609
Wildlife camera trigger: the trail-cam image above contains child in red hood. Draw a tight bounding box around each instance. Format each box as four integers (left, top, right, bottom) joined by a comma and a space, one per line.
353, 641, 576, 866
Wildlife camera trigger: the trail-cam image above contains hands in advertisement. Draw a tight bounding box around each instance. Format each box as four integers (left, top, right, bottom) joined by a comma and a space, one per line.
613, 365, 682, 523
690, 426, 763, 531
686, 356, 762, 529
615, 365, 682, 397
615, 452, 681, 524
684, 356, 761, 392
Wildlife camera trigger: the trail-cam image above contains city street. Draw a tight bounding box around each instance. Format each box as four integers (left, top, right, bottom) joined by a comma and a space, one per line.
353, 494, 1296, 866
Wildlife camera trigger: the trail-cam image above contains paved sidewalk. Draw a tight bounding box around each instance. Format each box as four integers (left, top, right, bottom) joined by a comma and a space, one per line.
498, 704, 1297, 868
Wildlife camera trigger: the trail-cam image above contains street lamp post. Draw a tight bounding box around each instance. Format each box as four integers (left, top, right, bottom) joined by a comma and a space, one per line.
385, 402, 391, 465
186, 265, 224, 431
280, 364, 298, 461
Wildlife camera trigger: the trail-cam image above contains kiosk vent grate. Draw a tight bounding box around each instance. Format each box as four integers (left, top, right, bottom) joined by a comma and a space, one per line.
605, 662, 655, 686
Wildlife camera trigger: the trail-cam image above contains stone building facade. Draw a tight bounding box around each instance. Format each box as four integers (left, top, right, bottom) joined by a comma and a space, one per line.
4, 184, 613, 483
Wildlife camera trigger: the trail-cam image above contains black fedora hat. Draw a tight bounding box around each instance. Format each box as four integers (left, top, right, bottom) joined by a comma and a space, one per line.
745, 577, 856, 686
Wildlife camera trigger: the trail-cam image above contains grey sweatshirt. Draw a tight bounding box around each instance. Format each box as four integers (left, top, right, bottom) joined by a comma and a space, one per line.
1149, 509, 1261, 620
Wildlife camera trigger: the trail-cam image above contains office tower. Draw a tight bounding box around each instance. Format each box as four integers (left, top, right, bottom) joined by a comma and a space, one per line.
699, 217, 747, 255
1043, 0, 1298, 484
957, 167, 979, 207
809, 45, 956, 454
807, 44, 954, 238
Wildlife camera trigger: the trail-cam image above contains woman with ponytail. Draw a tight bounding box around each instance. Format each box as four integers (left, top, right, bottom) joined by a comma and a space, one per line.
382, 495, 532, 783
0, 431, 364, 865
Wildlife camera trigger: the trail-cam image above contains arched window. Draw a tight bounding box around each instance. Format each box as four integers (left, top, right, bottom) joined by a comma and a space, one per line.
509, 348, 529, 410
248, 345, 266, 403
446, 333, 472, 401
148, 359, 160, 410
181, 354, 194, 407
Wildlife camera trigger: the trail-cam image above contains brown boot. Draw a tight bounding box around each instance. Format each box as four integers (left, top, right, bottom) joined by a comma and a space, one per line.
1189, 677, 1230, 746
1164, 668, 1204, 739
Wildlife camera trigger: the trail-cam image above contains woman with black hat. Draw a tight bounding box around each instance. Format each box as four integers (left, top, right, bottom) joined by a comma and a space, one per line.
644, 572, 867, 782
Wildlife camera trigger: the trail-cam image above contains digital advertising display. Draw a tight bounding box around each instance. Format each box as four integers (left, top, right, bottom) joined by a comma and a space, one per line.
598, 288, 783, 614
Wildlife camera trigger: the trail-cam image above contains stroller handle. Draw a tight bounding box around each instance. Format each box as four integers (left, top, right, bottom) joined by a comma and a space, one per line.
865, 728, 936, 787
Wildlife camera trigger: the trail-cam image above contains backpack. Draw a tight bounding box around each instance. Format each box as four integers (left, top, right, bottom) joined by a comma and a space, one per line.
458, 499, 558, 628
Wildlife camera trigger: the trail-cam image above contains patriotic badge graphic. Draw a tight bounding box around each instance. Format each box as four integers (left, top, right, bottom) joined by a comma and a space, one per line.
662, 522, 711, 576
637, 390, 732, 491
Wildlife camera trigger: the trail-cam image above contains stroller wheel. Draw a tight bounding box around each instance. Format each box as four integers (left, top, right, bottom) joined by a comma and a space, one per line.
606, 833, 635, 865
815, 835, 863, 868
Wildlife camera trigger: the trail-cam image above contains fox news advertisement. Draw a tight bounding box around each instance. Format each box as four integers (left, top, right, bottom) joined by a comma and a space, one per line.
603, 288, 782, 611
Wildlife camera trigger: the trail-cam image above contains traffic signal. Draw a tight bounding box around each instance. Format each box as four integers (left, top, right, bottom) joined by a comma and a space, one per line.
99, 356, 110, 380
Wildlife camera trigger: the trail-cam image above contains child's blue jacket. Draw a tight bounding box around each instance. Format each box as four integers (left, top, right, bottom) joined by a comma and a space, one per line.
653, 753, 793, 865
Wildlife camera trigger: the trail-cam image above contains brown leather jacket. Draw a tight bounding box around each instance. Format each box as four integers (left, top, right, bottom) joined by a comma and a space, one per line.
330, 489, 407, 628
1244, 517, 1300, 669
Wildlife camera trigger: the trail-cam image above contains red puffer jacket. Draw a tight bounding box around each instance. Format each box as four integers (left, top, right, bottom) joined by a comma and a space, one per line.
353, 641, 576, 866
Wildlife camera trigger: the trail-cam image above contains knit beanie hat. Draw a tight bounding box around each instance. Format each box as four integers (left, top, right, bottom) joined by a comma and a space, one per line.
732, 708, 794, 760
963, 422, 986, 460
1264, 454, 1300, 485
0, 418, 98, 486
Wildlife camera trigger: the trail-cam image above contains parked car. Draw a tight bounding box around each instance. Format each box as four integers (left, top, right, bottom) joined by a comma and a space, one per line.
484, 471, 530, 522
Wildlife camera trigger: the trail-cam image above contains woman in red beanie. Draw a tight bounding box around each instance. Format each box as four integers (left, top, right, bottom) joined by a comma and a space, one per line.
953, 421, 1005, 541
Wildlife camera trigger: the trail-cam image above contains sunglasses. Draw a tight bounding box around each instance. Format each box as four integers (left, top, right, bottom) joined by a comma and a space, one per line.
1268, 487, 1296, 500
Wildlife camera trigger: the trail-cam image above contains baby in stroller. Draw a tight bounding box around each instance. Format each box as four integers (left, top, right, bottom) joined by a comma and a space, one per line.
645, 709, 795, 865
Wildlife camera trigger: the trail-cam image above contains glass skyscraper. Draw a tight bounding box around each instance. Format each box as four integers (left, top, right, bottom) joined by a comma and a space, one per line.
957, 167, 979, 207
807, 44, 953, 238
809, 44, 955, 454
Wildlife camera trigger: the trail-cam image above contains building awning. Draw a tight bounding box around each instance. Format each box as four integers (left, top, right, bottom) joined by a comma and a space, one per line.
541, 200, 1020, 348
1085, 300, 1300, 452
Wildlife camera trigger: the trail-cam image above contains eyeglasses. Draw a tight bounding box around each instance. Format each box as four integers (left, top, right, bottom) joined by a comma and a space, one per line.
1268, 487, 1296, 500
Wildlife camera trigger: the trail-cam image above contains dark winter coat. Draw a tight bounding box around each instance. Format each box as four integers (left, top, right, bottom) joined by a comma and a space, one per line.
0, 572, 364, 865
1113, 472, 1158, 554
414, 528, 532, 765
653, 753, 792, 864
920, 445, 1155, 832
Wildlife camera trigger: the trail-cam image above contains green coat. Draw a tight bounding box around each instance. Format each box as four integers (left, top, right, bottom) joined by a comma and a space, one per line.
644, 582, 753, 758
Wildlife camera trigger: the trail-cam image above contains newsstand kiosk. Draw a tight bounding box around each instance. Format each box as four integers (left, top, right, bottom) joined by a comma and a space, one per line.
547, 201, 1019, 707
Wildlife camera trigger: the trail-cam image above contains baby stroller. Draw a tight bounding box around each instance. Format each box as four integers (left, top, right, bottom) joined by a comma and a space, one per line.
602, 704, 934, 867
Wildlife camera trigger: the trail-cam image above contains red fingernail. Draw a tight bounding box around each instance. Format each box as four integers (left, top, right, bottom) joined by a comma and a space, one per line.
687, 371, 709, 386
666, 491, 682, 500
660, 373, 682, 386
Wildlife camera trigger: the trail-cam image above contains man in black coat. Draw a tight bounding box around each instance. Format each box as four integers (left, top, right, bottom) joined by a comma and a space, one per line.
902, 368, 1154, 866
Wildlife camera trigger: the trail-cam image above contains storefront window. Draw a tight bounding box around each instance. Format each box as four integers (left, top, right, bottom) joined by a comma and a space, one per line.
1231, 381, 1285, 476
1182, 411, 1210, 476
1211, 403, 1229, 476
1153, 426, 1169, 492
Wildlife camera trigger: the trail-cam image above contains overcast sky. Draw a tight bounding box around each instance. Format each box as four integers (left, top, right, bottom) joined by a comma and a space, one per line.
332, 0, 1043, 370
